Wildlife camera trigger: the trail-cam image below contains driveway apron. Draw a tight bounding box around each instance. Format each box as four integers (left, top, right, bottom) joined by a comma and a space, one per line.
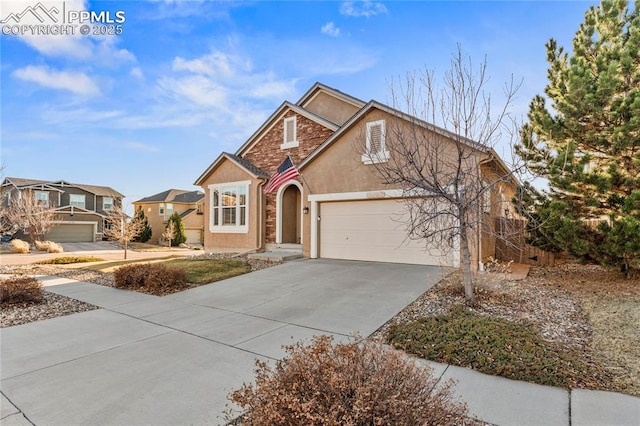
1, 259, 442, 425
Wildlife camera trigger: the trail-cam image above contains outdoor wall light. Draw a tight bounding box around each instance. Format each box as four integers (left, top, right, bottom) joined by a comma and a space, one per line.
303, 206, 309, 214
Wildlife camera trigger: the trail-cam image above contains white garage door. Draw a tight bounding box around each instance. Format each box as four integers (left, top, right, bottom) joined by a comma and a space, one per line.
185, 229, 202, 245
45, 223, 95, 243
320, 199, 453, 266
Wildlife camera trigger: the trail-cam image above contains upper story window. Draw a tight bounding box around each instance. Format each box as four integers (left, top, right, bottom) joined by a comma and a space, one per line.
280, 116, 299, 149
361, 119, 390, 164
69, 194, 86, 209
209, 181, 250, 233
103, 197, 114, 211
35, 191, 49, 207
166, 203, 174, 216
159, 204, 164, 215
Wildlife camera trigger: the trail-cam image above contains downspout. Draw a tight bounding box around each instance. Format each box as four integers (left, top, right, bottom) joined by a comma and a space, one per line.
255, 179, 266, 252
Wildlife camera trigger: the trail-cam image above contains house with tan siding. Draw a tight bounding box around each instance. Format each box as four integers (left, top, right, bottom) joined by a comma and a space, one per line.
195, 83, 516, 267
133, 189, 204, 245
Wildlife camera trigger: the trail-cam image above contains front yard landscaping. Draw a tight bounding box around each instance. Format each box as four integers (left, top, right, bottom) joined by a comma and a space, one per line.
1, 255, 274, 327
371, 262, 639, 397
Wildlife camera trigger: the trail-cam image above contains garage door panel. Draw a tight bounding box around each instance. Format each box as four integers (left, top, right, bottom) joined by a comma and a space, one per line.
45, 223, 95, 243
320, 199, 453, 266
185, 229, 201, 245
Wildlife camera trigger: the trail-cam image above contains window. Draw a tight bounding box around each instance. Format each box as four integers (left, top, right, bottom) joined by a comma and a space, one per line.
166, 203, 174, 215
103, 197, 114, 211
361, 120, 389, 164
280, 116, 299, 149
209, 181, 250, 233
69, 194, 86, 209
35, 191, 49, 207
159, 204, 164, 215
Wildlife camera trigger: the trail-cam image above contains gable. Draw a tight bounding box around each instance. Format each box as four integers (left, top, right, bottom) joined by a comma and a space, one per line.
195, 153, 265, 187
235, 102, 338, 158
297, 83, 365, 126
241, 109, 335, 177
301, 91, 362, 126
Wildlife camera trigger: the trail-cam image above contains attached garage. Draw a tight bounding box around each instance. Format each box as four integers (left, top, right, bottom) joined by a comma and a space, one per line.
44, 223, 95, 243
185, 229, 202, 245
319, 199, 455, 266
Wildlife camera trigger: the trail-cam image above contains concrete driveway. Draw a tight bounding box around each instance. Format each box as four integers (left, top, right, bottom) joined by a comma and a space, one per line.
1, 259, 443, 425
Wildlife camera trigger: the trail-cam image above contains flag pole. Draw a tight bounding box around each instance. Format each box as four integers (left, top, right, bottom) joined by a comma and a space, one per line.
289, 155, 314, 195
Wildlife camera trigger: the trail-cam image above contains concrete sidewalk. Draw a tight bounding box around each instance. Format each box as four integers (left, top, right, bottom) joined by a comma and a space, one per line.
1, 260, 639, 425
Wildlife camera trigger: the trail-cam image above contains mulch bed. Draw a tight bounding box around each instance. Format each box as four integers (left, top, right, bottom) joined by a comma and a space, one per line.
1, 292, 98, 328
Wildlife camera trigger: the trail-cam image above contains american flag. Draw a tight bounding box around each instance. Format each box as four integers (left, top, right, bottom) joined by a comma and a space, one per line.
263, 156, 300, 194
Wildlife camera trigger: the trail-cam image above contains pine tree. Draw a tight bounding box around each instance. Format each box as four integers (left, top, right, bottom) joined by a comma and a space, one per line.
166, 212, 187, 247
517, 0, 640, 271
133, 208, 152, 243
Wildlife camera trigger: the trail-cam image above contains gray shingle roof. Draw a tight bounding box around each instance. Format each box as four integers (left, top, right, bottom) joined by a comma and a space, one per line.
2, 177, 123, 198
173, 191, 205, 203
179, 208, 196, 219
135, 189, 204, 204
224, 153, 270, 178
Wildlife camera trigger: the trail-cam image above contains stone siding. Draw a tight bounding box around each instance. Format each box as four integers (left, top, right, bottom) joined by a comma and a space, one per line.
242, 110, 333, 243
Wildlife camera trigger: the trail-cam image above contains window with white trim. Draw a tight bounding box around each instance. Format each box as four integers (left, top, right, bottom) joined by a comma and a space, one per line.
361, 119, 390, 164
166, 203, 174, 215
280, 116, 299, 149
103, 197, 114, 211
209, 181, 250, 233
35, 191, 49, 207
70, 194, 86, 209
159, 204, 165, 215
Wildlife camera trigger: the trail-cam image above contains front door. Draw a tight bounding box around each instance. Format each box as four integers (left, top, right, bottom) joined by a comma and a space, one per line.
281, 184, 301, 244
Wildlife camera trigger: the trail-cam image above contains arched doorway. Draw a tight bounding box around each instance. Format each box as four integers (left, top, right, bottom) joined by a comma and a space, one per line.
276, 181, 302, 244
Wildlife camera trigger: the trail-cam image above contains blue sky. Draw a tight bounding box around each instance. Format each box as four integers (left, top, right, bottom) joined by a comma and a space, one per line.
1, 0, 595, 207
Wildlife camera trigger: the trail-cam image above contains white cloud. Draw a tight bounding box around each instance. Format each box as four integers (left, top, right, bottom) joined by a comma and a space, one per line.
158, 74, 228, 107
13, 65, 101, 96
340, 1, 387, 18
321, 22, 341, 37
130, 67, 144, 80
41, 106, 124, 124
165, 48, 296, 105
172, 51, 238, 77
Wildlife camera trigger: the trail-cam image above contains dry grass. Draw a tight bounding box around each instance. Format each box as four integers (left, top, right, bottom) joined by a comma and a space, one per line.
582, 295, 640, 396
530, 262, 640, 396
35, 240, 64, 253
10, 239, 30, 254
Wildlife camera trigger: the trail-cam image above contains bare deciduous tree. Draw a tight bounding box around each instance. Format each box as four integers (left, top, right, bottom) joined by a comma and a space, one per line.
162, 220, 176, 249
367, 47, 520, 305
103, 206, 145, 259
2, 189, 59, 243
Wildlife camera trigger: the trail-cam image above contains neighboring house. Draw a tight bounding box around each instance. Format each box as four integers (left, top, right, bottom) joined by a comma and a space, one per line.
195, 83, 516, 268
0, 177, 123, 242
133, 189, 205, 245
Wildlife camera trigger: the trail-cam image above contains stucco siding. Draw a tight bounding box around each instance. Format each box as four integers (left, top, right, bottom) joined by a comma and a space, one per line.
199, 159, 263, 251
302, 91, 361, 126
